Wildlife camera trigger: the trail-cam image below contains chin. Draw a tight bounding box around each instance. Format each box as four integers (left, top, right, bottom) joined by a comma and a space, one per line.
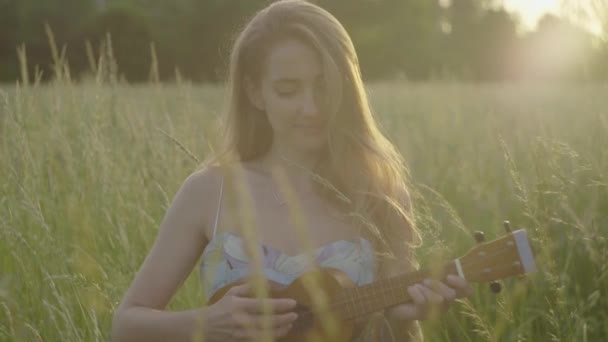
297, 135, 327, 152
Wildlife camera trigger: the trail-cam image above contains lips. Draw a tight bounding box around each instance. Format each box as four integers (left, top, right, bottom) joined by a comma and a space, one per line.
297, 125, 325, 134
296, 122, 325, 129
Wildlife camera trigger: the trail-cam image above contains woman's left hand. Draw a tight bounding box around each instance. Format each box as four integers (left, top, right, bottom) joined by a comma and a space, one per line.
386, 275, 473, 322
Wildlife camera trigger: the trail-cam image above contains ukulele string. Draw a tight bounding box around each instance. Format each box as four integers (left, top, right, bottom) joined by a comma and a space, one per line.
264, 243, 520, 321
311, 243, 520, 317
291, 257, 525, 323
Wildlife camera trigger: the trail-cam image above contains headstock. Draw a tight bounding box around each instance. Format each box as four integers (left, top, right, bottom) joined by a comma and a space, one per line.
457, 226, 537, 284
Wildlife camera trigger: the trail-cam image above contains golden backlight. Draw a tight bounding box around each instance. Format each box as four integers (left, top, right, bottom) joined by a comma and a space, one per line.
503, 0, 561, 30
504, 0, 603, 36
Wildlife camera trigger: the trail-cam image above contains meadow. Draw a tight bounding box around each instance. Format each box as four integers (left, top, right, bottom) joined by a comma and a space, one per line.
1, 74, 607, 341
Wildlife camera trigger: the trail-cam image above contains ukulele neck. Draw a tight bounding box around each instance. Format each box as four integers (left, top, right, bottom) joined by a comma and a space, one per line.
335, 261, 457, 320
332, 229, 537, 320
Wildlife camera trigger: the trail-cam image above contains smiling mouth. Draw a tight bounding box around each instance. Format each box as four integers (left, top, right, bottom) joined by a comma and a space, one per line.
297, 122, 325, 129
297, 125, 325, 133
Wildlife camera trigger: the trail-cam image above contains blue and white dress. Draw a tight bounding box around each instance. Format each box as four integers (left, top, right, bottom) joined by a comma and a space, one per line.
199, 176, 395, 340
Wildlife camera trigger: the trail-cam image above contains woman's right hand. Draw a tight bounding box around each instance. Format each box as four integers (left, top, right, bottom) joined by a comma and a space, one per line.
204, 283, 298, 341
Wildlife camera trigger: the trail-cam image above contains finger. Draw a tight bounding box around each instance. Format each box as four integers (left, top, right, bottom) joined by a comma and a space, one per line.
386, 303, 419, 322
446, 275, 473, 297
253, 312, 298, 329
274, 323, 294, 338
226, 283, 251, 297
237, 328, 270, 341
407, 285, 426, 306
232, 313, 256, 333
239, 297, 297, 314
245, 324, 294, 341
417, 284, 444, 304
423, 279, 456, 302
409, 284, 432, 320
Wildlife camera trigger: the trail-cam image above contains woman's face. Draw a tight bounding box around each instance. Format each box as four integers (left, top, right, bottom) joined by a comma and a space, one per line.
248, 38, 328, 153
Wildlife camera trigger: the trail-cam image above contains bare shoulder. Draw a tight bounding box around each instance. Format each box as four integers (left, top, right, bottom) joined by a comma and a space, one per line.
187, 160, 248, 183
183, 164, 224, 195
112, 164, 231, 314
178, 165, 226, 238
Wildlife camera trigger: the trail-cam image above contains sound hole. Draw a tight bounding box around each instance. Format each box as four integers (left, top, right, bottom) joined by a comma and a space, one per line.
291, 303, 314, 333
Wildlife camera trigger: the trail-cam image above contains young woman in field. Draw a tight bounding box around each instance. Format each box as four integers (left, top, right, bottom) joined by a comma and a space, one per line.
112, 1, 472, 341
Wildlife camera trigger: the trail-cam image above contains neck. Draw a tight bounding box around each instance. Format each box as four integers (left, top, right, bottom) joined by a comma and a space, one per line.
262, 143, 322, 181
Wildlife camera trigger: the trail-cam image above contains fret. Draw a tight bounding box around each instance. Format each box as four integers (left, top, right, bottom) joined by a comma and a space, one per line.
353, 286, 363, 317
386, 279, 396, 306
360, 286, 368, 317
388, 280, 396, 304
391, 281, 401, 304
343, 263, 455, 320
363, 285, 370, 315
339, 291, 353, 319
362, 286, 369, 316
370, 283, 378, 312
326, 230, 537, 322
394, 281, 401, 303
347, 288, 355, 318
375, 283, 383, 312
381, 280, 388, 309
364, 285, 373, 314
392, 279, 403, 304
393, 276, 404, 303
364, 291, 370, 315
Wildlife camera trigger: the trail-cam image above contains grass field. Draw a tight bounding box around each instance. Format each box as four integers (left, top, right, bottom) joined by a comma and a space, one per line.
1, 78, 607, 341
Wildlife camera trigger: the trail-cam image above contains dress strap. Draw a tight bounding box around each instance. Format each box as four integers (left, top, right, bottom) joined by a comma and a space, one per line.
212, 175, 224, 239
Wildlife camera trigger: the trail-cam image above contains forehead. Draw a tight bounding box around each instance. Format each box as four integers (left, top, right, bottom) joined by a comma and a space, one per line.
263, 38, 321, 81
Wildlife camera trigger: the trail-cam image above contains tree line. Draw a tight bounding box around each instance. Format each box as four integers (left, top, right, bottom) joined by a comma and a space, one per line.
1, 0, 606, 83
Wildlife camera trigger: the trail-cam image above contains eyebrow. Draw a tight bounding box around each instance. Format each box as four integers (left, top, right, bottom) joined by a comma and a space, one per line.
273, 78, 301, 85
273, 75, 323, 84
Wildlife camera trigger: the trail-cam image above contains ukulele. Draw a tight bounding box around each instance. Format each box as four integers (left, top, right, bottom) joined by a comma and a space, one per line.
207, 225, 537, 341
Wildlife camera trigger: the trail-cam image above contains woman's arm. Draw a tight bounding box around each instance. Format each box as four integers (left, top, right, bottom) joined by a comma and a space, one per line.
380, 188, 423, 341
111, 168, 219, 342
377, 189, 472, 341
381, 261, 424, 342
111, 307, 208, 342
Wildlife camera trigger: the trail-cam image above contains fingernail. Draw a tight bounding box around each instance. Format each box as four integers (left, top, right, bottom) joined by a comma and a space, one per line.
291, 313, 298, 321
288, 299, 297, 306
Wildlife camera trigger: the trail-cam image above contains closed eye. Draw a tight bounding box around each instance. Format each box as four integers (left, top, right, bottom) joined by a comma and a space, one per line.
276, 87, 298, 97
274, 80, 300, 97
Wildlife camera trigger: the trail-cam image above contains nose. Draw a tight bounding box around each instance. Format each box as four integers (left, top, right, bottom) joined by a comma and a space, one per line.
301, 89, 320, 118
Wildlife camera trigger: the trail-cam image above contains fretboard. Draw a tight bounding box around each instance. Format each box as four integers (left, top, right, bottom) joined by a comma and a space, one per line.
333, 262, 457, 320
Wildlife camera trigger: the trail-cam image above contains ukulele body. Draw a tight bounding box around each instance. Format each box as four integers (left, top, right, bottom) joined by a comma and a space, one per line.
208, 268, 357, 342
206, 229, 538, 341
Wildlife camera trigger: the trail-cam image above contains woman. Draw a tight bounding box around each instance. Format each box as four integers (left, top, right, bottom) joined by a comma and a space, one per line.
111, 0, 472, 341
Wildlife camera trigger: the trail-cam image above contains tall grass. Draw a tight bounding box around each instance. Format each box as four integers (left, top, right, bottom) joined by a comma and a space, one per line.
1, 42, 607, 341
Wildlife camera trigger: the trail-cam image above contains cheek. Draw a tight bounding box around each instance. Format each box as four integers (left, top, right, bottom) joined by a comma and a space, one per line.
264, 95, 299, 133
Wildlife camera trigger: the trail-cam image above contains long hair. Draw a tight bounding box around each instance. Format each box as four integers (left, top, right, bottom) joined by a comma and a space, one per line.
203, 0, 420, 276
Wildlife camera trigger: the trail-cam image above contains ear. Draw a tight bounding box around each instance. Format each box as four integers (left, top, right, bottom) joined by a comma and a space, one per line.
245, 76, 265, 111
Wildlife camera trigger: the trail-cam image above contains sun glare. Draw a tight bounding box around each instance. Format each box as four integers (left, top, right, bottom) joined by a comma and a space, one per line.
503, 0, 561, 30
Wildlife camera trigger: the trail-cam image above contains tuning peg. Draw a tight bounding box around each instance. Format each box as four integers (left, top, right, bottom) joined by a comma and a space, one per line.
473, 231, 485, 243
503, 220, 512, 233
490, 281, 502, 294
